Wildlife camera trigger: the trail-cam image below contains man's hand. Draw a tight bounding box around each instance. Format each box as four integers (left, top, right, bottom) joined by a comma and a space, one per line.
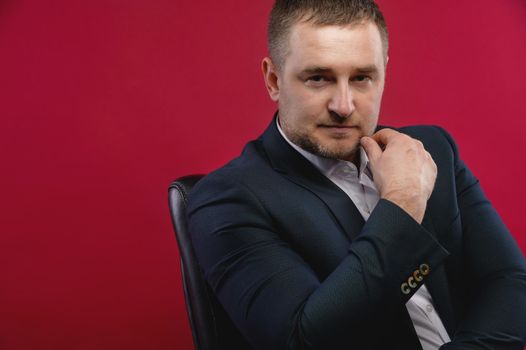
360, 129, 437, 224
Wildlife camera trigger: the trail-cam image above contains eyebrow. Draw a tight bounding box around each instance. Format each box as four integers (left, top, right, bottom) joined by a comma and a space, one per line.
300, 67, 332, 75
355, 65, 379, 74
300, 65, 379, 75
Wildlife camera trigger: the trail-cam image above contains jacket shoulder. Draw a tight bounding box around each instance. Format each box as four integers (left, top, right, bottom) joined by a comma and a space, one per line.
187, 138, 276, 205
393, 125, 459, 161
397, 125, 454, 144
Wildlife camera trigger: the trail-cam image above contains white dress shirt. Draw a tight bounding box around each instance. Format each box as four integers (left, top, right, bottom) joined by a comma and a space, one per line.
277, 120, 451, 349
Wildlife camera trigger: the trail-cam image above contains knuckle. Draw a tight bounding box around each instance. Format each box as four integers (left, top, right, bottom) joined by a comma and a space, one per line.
398, 134, 412, 146
412, 139, 424, 151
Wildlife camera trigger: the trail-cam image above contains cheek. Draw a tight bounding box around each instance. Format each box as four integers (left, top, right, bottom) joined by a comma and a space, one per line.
292, 85, 318, 104
285, 89, 326, 116
300, 89, 331, 114
357, 90, 383, 114
354, 93, 381, 131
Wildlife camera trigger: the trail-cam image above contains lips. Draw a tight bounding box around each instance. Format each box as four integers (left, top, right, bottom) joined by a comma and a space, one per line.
319, 124, 355, 129
319, 124, 356, 136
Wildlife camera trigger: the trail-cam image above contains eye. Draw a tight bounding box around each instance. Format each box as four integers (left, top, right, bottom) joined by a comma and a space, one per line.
353, 75, 371, 82
308, 75, 326, 82
305, 75, 331, 87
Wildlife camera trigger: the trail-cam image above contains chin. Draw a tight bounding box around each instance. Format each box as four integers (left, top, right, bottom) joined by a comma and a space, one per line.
314, 141, 360, 161
329, 149, 359, 161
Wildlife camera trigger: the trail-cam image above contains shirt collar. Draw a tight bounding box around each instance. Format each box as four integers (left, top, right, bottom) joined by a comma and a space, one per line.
276, 117, 371, 178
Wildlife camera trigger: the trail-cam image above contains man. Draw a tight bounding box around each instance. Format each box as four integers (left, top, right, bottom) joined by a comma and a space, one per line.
187, 0, 526, 349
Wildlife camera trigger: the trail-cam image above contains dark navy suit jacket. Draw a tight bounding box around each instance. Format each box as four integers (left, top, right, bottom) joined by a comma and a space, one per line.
187, 117, 526, 349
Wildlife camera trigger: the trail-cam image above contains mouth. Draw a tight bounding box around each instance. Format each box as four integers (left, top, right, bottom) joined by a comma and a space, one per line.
319, 124, 354, 128
319, 124, 356, 131
317, 124, 358, 138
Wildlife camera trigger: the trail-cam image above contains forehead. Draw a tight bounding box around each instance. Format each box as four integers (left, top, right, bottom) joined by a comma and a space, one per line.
284, 21, 385, 72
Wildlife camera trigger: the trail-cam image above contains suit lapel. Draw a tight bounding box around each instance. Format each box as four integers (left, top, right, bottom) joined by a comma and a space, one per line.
260, 116, 365, 240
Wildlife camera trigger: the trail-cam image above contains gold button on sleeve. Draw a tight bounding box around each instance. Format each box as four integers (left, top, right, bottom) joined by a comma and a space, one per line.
408, 276, 417, 288
419, 264, 430, 276
413, 269, 423, 282
401, 283, 411, 295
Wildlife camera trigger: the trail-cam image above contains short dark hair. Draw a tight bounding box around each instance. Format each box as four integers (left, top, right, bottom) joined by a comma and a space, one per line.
268, 0, 388, 70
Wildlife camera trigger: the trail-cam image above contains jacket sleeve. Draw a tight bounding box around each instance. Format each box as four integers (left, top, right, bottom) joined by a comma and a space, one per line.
436, 127, 526, 350
187, 166, 449, 349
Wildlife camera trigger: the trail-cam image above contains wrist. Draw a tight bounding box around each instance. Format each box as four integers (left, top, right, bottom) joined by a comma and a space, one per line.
381, 191, 427, 224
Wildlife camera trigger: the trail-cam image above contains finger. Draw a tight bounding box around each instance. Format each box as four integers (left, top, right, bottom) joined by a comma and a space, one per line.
369, 128, 401, 146
360, 136, 383, 162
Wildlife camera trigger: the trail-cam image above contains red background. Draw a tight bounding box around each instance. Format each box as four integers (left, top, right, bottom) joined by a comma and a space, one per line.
1, 1, 525, 349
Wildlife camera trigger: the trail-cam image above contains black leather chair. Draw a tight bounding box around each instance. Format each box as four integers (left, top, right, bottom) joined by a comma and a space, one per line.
168, 175, 252, 350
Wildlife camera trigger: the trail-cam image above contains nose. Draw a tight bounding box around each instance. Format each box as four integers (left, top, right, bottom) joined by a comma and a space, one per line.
328, 83, 354, 119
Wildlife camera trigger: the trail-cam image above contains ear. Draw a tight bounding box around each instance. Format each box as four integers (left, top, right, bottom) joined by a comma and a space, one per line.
261, 57, 280, 102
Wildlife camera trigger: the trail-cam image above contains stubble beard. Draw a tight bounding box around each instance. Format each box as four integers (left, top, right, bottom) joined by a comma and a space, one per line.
284, 125, 359, 162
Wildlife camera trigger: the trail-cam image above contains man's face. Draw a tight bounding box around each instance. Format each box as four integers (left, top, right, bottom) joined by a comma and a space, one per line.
264, 20, 387, 162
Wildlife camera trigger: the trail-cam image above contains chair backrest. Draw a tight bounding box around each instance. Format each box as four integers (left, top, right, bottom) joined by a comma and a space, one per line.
168, 175, 251, 350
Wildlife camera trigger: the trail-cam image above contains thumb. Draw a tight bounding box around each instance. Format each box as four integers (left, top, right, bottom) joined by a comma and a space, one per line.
360, 136, 383, 162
